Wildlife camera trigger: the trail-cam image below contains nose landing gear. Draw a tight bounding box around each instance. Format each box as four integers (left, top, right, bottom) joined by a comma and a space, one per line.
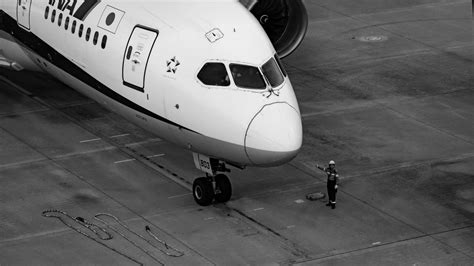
192, 177, 214, 206
192, 174, 232, 206
192, 153, 233, 206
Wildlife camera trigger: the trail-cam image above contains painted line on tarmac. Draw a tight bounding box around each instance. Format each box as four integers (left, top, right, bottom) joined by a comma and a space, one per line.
0, 108, 50, 117
295, 199, 305, 204
80, 138, 101, 143
0, 157, 48, 170
168, 193, 192, 199
253, 208, 265, 211
114, 158, 136, 164
0, 75, 213, 263
147, 154, 165, 158
110, 133, 130, 138
0, 76, 33, 96
124, 138, 162, 147
372, 241, 381, 245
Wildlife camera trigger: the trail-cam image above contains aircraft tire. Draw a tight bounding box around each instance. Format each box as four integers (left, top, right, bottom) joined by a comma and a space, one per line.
193, 177, 214, 206
214, 174, 232, 203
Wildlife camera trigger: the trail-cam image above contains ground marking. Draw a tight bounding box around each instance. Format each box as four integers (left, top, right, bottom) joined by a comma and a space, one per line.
295, 199, 305, 204
110, 133, 130, 138
80, 138, 101, 143
253, 208, 264, 212
372, 241, 381, 245
167, 193, 192, 199
147, 154, 165, 158
114, 159, 136, 164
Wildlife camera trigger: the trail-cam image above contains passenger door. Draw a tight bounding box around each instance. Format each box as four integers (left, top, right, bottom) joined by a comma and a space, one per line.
122, 25, 159, 92
17, 0, 32, 30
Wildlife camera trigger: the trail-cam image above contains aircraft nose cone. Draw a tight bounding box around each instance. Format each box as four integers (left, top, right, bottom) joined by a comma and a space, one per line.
245, 103, 303, 166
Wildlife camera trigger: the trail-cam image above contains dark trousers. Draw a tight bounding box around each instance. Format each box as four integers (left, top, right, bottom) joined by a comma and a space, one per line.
327, 180, 337, 204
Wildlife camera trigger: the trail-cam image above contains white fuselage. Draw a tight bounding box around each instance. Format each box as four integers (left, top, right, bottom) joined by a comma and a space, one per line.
0, 0, 303, 167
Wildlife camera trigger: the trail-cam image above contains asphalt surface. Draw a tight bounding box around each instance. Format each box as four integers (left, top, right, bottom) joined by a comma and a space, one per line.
1, 0, 473, 265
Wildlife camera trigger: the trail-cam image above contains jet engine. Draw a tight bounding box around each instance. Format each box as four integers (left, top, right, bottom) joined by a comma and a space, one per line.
241, 0, 308, 58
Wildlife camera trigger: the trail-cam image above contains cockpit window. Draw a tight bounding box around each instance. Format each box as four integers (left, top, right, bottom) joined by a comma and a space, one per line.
230, 64, 266, 90
275, 55, 287, 77
262, 57, 284, 88
198, 63, 230, 86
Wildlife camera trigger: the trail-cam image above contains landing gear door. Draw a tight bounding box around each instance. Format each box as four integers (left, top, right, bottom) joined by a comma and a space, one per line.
193, 153, 214, 175
17, 0, 32, 30
122, 25, 159, 92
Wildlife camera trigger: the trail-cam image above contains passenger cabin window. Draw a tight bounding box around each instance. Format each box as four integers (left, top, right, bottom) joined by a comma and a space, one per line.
230, 64, 266, 90
72, 20, 76, 34
78, 24, 84, 37
93, 31, 99, 45
262, 57, 284, 88
101, 35, 107, 49
58, 13, 63, 26
44, 6, 109, 51
198, 63, 230, 86
85, 28, 91, 41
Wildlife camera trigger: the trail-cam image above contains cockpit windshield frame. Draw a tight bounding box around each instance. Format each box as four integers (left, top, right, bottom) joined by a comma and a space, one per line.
197, 59, 290, 92
229, 63, 267, 90
261, 57, 285, 88
197, 62, 231, 87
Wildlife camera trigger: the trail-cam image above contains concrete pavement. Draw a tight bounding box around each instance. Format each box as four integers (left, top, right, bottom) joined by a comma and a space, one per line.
1, 0, 473, 264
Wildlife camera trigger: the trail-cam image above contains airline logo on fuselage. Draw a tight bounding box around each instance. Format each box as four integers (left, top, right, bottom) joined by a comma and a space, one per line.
48, 0, 100, 21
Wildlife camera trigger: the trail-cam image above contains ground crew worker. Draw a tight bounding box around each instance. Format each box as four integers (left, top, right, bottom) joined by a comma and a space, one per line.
317, 160, 339, 209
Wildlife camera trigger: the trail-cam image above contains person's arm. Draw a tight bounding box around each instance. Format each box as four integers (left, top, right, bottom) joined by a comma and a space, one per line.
335, 170, 339, 189
316, 164, 325, 172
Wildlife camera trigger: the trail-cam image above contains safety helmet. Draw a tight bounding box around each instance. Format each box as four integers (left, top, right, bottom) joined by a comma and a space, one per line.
329, 160, 335, 165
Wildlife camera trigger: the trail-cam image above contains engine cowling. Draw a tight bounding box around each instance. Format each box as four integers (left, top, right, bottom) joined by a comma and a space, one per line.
242, 0, 308, 58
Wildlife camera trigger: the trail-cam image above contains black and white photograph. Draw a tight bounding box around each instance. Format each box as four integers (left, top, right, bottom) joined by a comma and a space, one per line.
0, 0, 473, 264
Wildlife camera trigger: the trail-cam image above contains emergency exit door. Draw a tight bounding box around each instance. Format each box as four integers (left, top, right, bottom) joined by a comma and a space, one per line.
17, 0, 32, 30
122, 25, 159, 92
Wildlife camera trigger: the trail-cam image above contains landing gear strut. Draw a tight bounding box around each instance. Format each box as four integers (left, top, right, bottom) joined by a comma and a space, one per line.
192, 153, 233, 206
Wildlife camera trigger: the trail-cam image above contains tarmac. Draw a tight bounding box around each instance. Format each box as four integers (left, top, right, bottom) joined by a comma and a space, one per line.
0, 0, 473, 265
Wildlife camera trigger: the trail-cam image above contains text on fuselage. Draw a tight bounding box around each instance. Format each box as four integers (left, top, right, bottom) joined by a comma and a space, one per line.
48, 0, 99, 20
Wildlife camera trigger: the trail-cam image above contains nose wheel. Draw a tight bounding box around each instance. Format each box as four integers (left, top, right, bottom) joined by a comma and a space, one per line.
193, 177, 214, 206
192, 174, 232, 206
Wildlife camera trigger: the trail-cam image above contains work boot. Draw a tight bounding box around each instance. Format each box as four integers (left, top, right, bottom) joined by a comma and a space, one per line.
331, 204, 336, 209
326, 202, 331, 206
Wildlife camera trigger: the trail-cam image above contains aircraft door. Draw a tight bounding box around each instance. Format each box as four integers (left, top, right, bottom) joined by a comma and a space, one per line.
122, 25, 159, 92
17, 0, 32, 30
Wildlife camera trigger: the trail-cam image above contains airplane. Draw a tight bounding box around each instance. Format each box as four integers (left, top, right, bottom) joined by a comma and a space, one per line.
0, 0, 308, 206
